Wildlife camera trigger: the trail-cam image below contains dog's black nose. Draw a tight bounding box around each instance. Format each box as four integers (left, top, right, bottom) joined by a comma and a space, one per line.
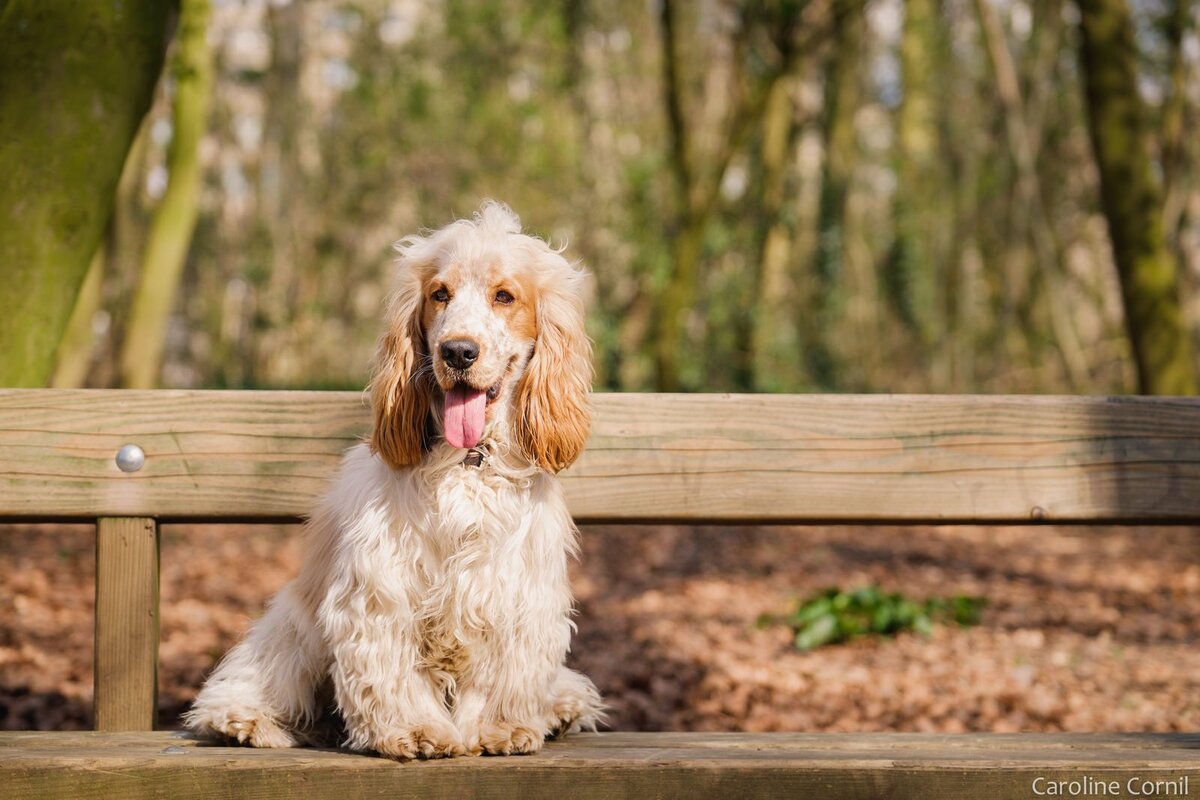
440, 339, 480, 370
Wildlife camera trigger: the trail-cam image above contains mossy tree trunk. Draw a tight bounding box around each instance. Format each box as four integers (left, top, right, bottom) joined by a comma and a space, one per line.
1076, 0, 1197, 394
808, 0, 864, 390
51, 117, 151, 388
653, 0, 700, 392
889, 0, 941, 361
120, 0, 212, 388
0, 1, 175, 386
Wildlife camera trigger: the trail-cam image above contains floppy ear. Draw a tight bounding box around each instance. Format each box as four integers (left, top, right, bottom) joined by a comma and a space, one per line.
515, 262, 593, 473
368, 266, 433, 469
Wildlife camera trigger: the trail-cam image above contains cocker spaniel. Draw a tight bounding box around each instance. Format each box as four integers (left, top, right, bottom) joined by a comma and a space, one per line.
185, 201, 603, 759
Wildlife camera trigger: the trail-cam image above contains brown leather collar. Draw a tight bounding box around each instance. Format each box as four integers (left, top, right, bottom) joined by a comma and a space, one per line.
462, 447, 486, 468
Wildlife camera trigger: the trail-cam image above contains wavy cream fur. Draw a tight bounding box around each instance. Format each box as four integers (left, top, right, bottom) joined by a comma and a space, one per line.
185, 202, 603, 759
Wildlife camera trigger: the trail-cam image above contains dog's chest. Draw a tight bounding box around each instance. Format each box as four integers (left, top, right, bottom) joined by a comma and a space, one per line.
412, 468, 535, 627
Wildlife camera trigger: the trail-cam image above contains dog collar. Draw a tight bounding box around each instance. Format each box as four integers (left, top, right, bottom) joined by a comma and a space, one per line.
462, 447, 486, 468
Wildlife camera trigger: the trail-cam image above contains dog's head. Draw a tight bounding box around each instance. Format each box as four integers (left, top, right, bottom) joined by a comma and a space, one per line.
368, 201, 592, 473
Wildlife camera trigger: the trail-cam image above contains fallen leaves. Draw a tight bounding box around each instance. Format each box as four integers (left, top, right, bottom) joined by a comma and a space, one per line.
2, 522, 1199, 733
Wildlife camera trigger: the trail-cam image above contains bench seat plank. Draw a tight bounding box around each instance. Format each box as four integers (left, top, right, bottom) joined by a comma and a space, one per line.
2, 731, 1198, 799
2, 390, 1200, 523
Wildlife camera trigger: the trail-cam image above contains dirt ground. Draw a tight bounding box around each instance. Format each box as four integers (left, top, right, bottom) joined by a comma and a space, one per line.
3, 522, 1199, 732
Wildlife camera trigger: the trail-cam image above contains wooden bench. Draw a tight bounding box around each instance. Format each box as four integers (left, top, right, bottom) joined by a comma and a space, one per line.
2, 389, 1199, 798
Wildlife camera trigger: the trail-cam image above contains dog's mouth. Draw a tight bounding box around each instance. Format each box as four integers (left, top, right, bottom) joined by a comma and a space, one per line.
443, 379, 503, 449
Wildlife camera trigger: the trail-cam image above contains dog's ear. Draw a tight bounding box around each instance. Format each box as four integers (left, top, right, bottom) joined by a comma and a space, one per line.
515, 257, 593, 473
369, 257, 433, 469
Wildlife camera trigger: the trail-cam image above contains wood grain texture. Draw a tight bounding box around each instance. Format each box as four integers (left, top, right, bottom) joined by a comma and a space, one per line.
94, 518, 159, 731
2, 731, 1199, 799
2, 390, 1200, 522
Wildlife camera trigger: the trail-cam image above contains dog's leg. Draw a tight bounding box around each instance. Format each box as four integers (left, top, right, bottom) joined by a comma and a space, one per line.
184, 581, 326, 747
453, 620, 575, 756
455, 663, 553, 755
322, 598, 464, 760
454, 662, 603, 754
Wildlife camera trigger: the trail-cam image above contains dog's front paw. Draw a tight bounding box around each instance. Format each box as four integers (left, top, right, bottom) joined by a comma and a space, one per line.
471, 722, 543, 756
187, 706, 296, 749
375, 722, 466, 761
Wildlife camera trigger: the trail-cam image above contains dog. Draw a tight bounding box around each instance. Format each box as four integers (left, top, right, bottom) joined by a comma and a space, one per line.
185, 201, 604, 759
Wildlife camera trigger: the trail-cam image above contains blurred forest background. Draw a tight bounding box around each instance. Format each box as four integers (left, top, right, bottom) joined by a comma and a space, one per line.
4, 0, 1200, 395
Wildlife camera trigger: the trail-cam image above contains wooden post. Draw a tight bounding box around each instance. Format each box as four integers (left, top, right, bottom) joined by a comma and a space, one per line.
94, 517, 159, 730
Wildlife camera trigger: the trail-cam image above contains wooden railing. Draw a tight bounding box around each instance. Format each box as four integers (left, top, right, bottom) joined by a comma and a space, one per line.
5, 391, 1200, 523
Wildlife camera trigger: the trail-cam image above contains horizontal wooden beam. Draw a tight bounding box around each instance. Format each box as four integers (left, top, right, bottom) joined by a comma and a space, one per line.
1, 390, 1199, 523
0, 390, 361, 522
3, 731, 1199, 799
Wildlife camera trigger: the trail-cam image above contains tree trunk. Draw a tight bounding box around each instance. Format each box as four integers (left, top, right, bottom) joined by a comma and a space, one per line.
256, 0, 305, 386
808, 0, 864, 390
977, 0, 1089, 390
653, 0, 695, 392
119, 0, 212, 388
652, 0, 804, 391
49, 245, 105, 388
889, 0, 940, 352
0, 1, 175, 386
51, 116, 151, 388
746, 77, 800, 391
1077, 0, 1197, 394
1161, 0, 1192, 237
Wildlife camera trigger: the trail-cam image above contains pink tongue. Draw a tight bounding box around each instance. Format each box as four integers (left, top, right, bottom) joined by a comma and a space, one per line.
444, 384, 487, 449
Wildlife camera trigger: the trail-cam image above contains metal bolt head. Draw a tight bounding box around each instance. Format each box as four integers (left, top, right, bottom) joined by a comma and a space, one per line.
115, 444, 146, 473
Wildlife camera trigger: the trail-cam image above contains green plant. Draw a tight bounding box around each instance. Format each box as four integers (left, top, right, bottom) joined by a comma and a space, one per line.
759, 585, 986, 651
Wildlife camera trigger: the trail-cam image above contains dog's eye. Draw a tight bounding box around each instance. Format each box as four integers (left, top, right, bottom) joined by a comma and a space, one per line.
432, 287, 450, 303
495, 290, 514, 305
